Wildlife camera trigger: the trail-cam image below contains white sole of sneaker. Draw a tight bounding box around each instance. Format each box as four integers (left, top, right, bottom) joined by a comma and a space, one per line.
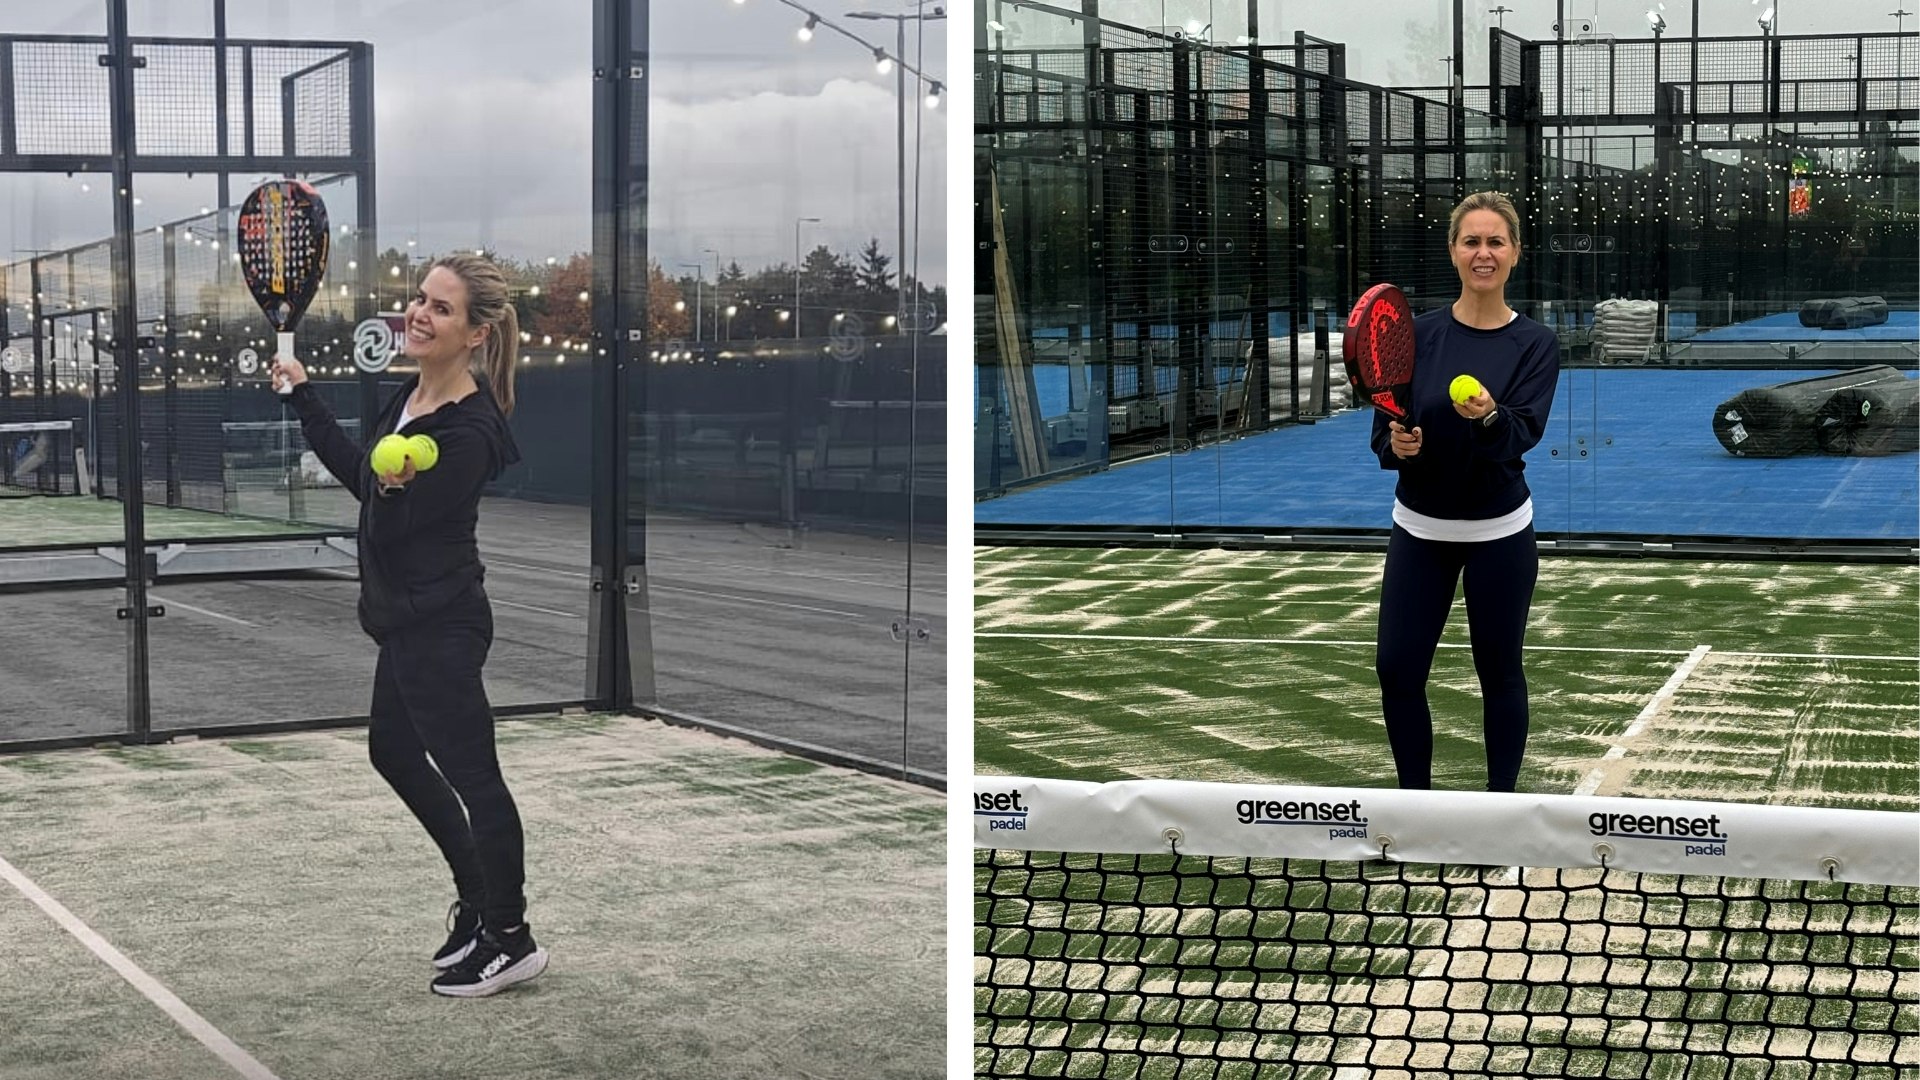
431, 947, 549, 998
431, 938, 477, 970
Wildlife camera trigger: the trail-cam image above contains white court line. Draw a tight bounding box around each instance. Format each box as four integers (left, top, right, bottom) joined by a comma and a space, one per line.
149, 596, 257, 628
650, 584, 862, 619
0, 853, 282, 1080
1573, 644, 1714, 797
977, 631, 1911, 662
492, 597, 577, 619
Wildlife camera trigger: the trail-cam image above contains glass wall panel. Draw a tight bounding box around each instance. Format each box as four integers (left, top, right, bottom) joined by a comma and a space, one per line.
82, 2, 598, 735
649, 3, 946, 778
0, 0, 127, 744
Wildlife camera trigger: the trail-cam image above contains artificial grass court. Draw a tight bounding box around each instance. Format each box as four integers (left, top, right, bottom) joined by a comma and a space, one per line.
0, 713, 941, 1080
0, 493, 348, 549
974, 546, 1918, 812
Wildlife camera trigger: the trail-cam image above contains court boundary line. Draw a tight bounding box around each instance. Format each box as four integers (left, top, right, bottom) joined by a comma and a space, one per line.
1572, 644, 1714, 797
0, 851, 283, 1080
976, 631, 1908, 662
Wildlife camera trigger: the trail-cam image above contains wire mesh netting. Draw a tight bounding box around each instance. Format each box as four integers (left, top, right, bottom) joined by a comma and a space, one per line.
977, 851, 1918, 1079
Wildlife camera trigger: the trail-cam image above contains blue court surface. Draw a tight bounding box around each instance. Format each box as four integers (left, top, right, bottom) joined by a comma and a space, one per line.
976, 368, 1920, 541
1685, 309, 1920, 343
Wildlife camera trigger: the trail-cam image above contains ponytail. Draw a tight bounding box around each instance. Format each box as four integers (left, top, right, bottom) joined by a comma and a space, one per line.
428, 252, 519, 416
480, 302, 519, 417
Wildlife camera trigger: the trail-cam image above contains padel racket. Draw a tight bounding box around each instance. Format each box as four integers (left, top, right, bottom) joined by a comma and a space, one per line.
1342, 282, 1415, 420
237, 180, 329, 395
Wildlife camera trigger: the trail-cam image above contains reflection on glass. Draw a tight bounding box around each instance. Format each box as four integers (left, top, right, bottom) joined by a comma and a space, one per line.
647, 3, 946, 778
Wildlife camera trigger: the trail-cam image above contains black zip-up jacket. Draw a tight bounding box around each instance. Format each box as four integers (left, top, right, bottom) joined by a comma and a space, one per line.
288, 376, 521, 638
1371, 308, 1560, 521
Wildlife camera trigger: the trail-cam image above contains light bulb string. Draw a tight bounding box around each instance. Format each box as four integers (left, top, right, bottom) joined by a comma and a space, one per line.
767, 0, 943, 89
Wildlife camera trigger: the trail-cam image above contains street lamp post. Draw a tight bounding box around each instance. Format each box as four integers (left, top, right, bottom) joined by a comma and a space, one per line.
794, 216, 820, 340
677, 262, 704, 341
847, 4, 946, 328
1895, 10, 1913, 108
702, 247, 720, 347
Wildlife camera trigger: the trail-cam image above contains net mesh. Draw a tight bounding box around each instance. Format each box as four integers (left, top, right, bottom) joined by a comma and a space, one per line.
976, 778, 1920, 1080
978, 851, 1918, 1079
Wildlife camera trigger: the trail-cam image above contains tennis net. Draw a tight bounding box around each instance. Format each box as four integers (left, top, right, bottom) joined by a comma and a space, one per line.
975, 778, 1918, 1079
0, 420, 82, 497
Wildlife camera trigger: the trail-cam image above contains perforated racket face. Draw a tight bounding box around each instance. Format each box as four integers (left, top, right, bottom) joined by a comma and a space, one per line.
236, 181, 329, 333
1342, 283, 1415, 419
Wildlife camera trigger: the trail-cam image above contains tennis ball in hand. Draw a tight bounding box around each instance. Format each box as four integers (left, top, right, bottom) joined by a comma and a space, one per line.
407, 434, 438, 471
370, 434, 411, 477
1449, 374, 1485, 405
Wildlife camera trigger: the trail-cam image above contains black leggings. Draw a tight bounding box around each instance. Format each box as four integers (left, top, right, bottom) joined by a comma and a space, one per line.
367, 592, 527, 931
1376, 523, 1538, 792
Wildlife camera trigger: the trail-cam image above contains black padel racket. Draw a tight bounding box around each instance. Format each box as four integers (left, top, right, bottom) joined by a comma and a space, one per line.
1342, 282, 1415, 420
237, 180, 329, 395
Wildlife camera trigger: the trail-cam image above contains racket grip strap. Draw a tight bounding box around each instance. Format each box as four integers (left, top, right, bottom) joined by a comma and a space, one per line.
275, 331, 295, 395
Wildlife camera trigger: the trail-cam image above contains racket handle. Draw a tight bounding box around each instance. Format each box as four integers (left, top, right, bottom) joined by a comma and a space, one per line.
275, 331, 295, 395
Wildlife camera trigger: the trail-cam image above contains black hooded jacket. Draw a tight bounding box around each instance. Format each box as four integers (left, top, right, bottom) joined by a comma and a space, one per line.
288, 375, 521, 638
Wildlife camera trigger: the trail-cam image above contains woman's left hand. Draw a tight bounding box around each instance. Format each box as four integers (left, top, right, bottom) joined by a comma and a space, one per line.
1453, 390, 1497, 421
377, 459, 418, 489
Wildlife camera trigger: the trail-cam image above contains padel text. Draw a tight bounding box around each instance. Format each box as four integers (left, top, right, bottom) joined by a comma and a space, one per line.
977, 790, 1029, 831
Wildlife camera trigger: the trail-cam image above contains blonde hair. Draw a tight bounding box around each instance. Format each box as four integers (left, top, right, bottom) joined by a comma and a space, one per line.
428, 252, 519, 416
1447, 191, 1522, 262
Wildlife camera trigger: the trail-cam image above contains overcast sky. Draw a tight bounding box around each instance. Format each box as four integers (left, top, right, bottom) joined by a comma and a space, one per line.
4, 0, 1912, 284
2, 0, 949, 284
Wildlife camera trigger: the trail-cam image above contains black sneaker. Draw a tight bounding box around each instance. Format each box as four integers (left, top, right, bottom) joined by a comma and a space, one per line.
430, 926, 548, 998
431, 900, 483, 971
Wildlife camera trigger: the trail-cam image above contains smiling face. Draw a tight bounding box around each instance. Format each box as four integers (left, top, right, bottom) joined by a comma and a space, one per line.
402, 266, 488, 364
1451, 208, 1517, 298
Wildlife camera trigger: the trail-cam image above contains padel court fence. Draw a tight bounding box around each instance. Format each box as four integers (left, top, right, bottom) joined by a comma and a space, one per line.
975, 4, 1919, 552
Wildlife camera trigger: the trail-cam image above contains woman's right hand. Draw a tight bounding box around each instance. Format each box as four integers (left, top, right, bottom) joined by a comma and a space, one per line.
270, 355, 308, 394
1389, 420, 1423, 459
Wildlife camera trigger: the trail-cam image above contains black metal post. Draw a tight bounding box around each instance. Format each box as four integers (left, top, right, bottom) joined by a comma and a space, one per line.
105, 0, 153, 741
162, 223, 179, 506
352, 43, 380, 426
587, 0, 652, 708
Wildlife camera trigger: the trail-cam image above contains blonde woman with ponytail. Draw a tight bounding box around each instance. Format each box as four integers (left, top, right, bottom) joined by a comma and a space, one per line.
271, 253, 545, 997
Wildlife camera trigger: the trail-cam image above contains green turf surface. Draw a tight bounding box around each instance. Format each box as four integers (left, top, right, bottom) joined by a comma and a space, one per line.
974, 547, 1919, 812
0, 494, 344, 549
0, 714, 942, 1080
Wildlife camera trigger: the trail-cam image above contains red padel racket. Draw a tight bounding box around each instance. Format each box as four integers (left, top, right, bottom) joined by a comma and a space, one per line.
1342, 282, 1415, 421
237, 180, 329, 395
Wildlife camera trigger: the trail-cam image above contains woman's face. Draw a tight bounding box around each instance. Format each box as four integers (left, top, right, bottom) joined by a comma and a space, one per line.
403, 266, 486, 363
1451, 208, 1517, 298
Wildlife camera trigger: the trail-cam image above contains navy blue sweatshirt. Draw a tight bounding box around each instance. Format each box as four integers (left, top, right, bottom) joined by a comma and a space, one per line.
1371, 308, 1560, 520
289, 376, 521, 638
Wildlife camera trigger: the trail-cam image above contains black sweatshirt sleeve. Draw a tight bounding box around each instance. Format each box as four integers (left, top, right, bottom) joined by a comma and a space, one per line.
1469, 332, 1560, 462
286, 383, 369, 502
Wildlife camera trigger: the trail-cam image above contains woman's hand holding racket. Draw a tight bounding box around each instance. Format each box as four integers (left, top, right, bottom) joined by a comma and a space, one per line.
1388, 421, 1423, 458
269, 355, 308, 395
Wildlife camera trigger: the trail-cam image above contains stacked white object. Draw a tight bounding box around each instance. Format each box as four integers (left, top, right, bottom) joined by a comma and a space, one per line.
1253, 329, 1354, 415
1592, 298, 1659, 364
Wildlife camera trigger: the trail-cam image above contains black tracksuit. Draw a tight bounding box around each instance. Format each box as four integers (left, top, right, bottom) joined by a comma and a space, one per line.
289, 377, 529, 931
1370, 309, 1559, 793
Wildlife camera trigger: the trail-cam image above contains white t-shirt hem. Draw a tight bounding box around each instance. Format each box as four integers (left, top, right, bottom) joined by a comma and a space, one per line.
1393, 498, 1533, 542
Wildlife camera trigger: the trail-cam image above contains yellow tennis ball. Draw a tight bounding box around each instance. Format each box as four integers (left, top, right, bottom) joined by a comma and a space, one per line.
370, 434, 410, 476
407, 433, 438, 471
1450, 374, 1484, 405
